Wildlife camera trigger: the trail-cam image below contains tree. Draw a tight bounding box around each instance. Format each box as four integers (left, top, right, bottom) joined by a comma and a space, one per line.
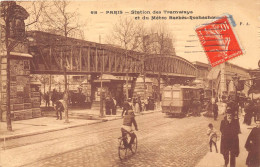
35, 0, 86, 123
106, 17, 146, 99
21, 1, 46, 29
40, 0, 85, 39
0, 1, 45, 131
0, 2, 29, 131
144, 21, 175, 55
147, 22, 175, 108
107, 16, 145, 52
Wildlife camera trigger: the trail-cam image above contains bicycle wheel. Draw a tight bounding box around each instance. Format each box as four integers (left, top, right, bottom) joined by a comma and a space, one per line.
131, 136, 137, 154
118, 139, 127, 160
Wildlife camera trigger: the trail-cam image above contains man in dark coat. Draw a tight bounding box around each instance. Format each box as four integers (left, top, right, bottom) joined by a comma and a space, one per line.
220, 109, 240, 167
212, 100, 218, 120
51, 89, 58, 106
245, 117, 260, 167
227, 98, 241, 133
44, 91, 50, 107
105, 97, 111, 115
54, 100, 64, 120
227, 98, 238, 116
244, 100, 254, 125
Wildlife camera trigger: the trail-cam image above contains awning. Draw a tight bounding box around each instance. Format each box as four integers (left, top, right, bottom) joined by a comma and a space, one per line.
0, 51, 33, 58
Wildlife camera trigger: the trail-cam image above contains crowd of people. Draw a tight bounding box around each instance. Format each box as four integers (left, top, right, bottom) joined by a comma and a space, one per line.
42, 88, 157, 118
205, 95, 260, 167
120, 96, 155, 117
43, 87, 260, 167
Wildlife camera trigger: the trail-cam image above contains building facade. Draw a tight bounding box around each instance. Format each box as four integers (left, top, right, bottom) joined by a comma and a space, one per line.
208, 62, 251, 100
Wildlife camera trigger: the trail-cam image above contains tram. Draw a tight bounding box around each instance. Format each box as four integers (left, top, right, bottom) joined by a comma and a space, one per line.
161, 85, 201, 117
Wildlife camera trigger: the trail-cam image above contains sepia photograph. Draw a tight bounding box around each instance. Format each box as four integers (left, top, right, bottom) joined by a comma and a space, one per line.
0, 0, 259, 166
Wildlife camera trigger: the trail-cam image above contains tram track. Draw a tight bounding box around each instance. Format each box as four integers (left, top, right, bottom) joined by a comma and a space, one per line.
2, 111, 212, 167
1, 112, 186, 150
20, 112, 210, 167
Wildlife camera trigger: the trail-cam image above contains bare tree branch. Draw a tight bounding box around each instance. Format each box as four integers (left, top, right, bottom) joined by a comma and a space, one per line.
107, 16, 145, 53
25, 1, 45, 27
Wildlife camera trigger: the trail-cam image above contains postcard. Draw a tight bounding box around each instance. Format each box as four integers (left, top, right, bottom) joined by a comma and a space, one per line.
0, 0, 259, 167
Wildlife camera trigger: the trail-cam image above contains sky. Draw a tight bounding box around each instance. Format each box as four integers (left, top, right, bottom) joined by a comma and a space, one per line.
22, 0, 260, 69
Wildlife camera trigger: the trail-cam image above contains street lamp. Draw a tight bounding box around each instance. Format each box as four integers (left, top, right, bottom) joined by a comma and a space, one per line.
123, 67, 130, 100
100, 49, 105, 117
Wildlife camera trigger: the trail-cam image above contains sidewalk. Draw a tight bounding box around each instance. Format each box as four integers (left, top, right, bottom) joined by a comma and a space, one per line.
0, 108, 158, 141
196, 119, 256, 167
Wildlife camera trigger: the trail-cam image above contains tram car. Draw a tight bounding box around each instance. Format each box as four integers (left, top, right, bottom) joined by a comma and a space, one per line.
162, 85, 201, 117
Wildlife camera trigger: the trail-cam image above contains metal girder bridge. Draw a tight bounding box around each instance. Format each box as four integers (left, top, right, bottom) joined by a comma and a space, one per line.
144, 55, 197, 78
27, 31, 143, 76
27, 31, 197, 79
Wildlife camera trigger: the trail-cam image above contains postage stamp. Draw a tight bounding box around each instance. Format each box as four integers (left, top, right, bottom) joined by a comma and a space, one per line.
195, 14, 244, 67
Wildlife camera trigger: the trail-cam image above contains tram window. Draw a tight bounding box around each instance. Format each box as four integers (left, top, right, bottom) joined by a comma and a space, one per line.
164, 91, 172, 99
172, 91, 180, 98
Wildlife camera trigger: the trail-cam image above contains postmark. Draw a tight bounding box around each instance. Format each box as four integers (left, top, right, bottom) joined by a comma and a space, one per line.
195, 14, 244, 67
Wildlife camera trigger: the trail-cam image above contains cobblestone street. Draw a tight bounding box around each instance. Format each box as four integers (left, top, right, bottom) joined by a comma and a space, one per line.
2, 112, 221, 167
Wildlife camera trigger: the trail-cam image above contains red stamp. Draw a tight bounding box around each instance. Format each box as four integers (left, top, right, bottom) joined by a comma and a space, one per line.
196, 15, 244, 67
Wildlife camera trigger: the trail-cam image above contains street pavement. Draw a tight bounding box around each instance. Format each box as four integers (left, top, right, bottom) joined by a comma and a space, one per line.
196, 117, 255, 167
0, 108, 157, 141
0, 109, 255, 167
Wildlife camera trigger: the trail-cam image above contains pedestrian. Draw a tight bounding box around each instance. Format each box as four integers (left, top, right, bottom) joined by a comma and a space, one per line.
121, 98, 131, 117
221, 99, 228, 115
105, 97, 111, 115
51, 89, 58, 106
238, 95, 245, 114
137, 97, 142, 112
193, 100, 201, 116
135, 97, 141, 114
44, 91, 50, 107
244, 100, 254, 125
213, 100, 219, 120
245, 115, 260, 167
220, 109, 240, 167
227, 97, 241, 133
144, 98, 148, 111
54, 100, 64, 120
207, 123, 218, 153
227, 97, 237, 116
253, 99, 260, 124
112, 97, 117, 115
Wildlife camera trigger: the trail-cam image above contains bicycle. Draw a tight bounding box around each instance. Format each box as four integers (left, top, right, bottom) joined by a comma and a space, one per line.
118, 129, 137, 160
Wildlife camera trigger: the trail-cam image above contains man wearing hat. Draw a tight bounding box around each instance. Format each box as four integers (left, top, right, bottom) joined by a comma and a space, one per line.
121, 98, 132, 117
121, 108, 138, 150
54, 100, 64, 120
220, 108, 240, 167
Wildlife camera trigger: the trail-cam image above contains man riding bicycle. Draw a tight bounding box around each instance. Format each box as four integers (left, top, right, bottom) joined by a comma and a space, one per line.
121, 99, 138, 150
